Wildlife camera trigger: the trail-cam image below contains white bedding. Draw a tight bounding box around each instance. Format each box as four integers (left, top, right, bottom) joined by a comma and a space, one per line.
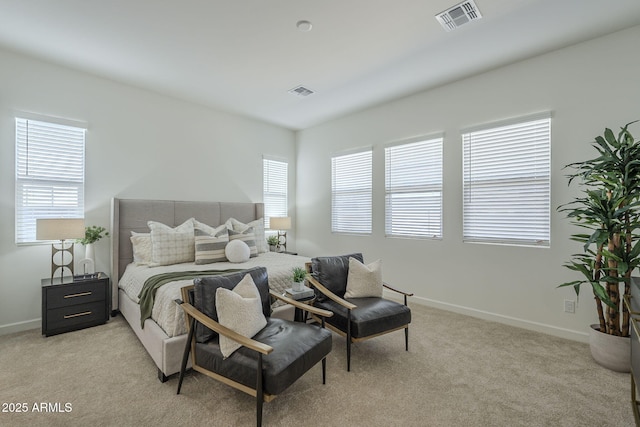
118, 252, 310, 337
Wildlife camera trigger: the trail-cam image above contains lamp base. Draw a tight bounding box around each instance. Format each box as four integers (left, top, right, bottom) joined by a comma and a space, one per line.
51, 240, 75, 281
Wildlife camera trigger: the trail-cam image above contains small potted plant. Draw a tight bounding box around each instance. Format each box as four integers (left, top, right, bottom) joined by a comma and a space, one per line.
292, 266, 306, 292
267, 235, 279, 252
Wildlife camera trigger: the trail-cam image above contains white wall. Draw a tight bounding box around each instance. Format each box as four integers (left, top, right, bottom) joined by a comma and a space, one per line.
295, 25, 640, 342
0, 48, 295, 334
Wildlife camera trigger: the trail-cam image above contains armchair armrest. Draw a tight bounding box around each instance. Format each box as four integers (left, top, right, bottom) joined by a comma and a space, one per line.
269, 290, 333, 318
175, 299, 273, 355
383, 282, 414, 297
306, 274, 357, 310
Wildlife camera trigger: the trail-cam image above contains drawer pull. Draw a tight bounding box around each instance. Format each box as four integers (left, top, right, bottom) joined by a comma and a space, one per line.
63, 311, 92, 319
64, 291, 92, 299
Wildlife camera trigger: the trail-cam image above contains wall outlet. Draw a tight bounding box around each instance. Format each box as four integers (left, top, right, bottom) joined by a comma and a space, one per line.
564, 299, 576, 313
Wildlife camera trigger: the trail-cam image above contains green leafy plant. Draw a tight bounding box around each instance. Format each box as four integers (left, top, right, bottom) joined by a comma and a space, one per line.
558, 121, 640, 337
267, 235, 279, 246
77, 225, 110, 245
292, 266, 306, 283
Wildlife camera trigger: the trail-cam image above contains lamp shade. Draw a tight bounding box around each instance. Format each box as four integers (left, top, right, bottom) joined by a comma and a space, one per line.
269, 216, 291, 230
36, 218, 85, 240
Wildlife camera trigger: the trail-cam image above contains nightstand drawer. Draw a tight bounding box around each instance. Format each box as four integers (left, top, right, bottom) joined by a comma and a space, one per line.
45, 281, 106, 309
46, 301, 107, 331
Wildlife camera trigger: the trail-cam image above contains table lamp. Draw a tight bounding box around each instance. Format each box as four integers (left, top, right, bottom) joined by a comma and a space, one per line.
36, 218, 85, 281
269, 217, 291, 252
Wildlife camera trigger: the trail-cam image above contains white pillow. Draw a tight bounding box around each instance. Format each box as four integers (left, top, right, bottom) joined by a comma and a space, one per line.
344, 258, 383, 298
225, 218, 267, 253
130, 231, 152, 265
216, 274, 267, 358
194, 223, 229, 264
148, 218, 195, 266
225, 239, 251, 263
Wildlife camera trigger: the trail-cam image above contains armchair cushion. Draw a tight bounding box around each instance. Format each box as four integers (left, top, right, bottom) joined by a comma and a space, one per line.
216, 274, 267, 358
194, 318, 332, 395
315, 297, 411, 339
193, 267, 271, 343
344, 258, 383, 298
311, 253, 363, 301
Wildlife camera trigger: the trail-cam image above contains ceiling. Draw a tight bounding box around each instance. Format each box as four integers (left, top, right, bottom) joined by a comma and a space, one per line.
1, 0, 639, 131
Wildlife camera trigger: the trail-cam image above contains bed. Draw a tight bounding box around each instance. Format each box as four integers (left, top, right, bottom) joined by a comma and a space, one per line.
110, 198, 310, 381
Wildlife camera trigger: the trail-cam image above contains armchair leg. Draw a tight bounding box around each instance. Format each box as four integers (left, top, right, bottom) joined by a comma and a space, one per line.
177, 317, 196, 395
322, 357, 326, 384
405, 326, 409, 351
256, 353, 264, 427
347, 309, 352, 372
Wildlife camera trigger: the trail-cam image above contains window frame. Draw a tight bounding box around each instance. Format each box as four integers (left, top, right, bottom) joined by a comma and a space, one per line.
15, 115, 87, 245
384, 135, 444, 239
331, 147, 373, 235
461, 112, 551, 247
262, 156, 288, 229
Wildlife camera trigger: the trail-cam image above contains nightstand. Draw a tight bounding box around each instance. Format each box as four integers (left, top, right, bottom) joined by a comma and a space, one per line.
41, 273, 110, 336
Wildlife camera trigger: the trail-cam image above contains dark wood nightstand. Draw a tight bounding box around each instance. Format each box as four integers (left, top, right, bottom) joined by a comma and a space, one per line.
41, 273, 110, 336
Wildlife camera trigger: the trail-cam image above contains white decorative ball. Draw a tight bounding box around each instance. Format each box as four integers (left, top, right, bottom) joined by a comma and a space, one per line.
225, 240, 251, 263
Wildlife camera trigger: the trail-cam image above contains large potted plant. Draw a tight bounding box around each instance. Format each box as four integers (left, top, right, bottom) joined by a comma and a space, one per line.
559, 121, 640, 372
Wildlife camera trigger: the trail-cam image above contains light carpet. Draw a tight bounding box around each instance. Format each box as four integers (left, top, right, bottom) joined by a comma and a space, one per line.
0, 303, 632, 426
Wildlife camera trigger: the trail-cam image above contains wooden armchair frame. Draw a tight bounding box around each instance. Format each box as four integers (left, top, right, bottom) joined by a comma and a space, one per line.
176, 285, 332, 427
305, 262, 413, 371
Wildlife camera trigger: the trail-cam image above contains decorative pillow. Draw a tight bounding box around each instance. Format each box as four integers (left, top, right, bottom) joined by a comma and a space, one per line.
215, 274, 267, 358
148, 218, 195, 266
194, 223, 229, 264
225, 240, 251, 263
226, 218, 267, 253
227, 227, 258, 258
130, 231, 152, 265
344, 258, 383, 298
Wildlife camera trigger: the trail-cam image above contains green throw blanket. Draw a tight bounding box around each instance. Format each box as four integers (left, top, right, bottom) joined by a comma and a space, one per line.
138, 270, 240, 328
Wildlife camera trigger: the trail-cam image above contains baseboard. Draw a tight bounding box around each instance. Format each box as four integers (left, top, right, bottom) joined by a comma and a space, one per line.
384, 291, 589, 343
0, 318, 40, 336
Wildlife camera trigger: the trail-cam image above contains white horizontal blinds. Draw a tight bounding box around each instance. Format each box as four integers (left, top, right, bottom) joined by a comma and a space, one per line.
262, 157, 288, 229
15, 118, 86, 244
331, 149, 372, 234
385, 137, 443, 238
462, 115, 551, 246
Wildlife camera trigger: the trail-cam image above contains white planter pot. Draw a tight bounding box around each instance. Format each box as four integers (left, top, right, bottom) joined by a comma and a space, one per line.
292, 281, 304, 292
589, 324, 630, 372
85, 243, 95, 263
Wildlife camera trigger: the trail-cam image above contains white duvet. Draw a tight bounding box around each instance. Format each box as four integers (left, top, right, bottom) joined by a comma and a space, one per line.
118, 252, 310, 337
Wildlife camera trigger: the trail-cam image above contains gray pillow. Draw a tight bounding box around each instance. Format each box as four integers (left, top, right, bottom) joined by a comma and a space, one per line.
311, 253, 363, 301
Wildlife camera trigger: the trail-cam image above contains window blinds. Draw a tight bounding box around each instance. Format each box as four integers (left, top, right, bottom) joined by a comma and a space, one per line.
385, 137, 443, 238
462, 114, 551, 246
331, 149, 372, 234
262, 157, 288, 229
15, 118, 86, 244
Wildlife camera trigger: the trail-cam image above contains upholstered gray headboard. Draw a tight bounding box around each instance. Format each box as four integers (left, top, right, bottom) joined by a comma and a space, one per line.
109, 198, 264, 311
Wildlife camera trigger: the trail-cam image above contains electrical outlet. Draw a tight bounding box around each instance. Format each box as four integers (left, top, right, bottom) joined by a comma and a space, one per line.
564, 299, 575, 313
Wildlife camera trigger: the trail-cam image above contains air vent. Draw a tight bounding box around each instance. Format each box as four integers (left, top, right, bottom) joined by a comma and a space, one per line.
288, 85, 315, 97
436, 0, 482, 32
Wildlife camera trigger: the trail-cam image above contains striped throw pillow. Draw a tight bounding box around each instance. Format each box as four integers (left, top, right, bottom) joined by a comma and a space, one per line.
194, 224, 229, 264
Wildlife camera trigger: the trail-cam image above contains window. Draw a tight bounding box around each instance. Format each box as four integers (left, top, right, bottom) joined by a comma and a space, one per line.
385, 136, 443, 239
331, 149, 372, 234
462, 113, 551, 246
262, 157, 288, 228
15, 117, 86, 244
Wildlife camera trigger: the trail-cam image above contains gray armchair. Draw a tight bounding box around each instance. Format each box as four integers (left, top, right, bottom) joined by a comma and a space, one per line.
306, 253, 412, 372
175, 267, 333, 427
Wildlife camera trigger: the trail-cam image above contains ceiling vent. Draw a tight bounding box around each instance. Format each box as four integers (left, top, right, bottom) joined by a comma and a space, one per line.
288, 85, 315, 97
436, 0, 482, 32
